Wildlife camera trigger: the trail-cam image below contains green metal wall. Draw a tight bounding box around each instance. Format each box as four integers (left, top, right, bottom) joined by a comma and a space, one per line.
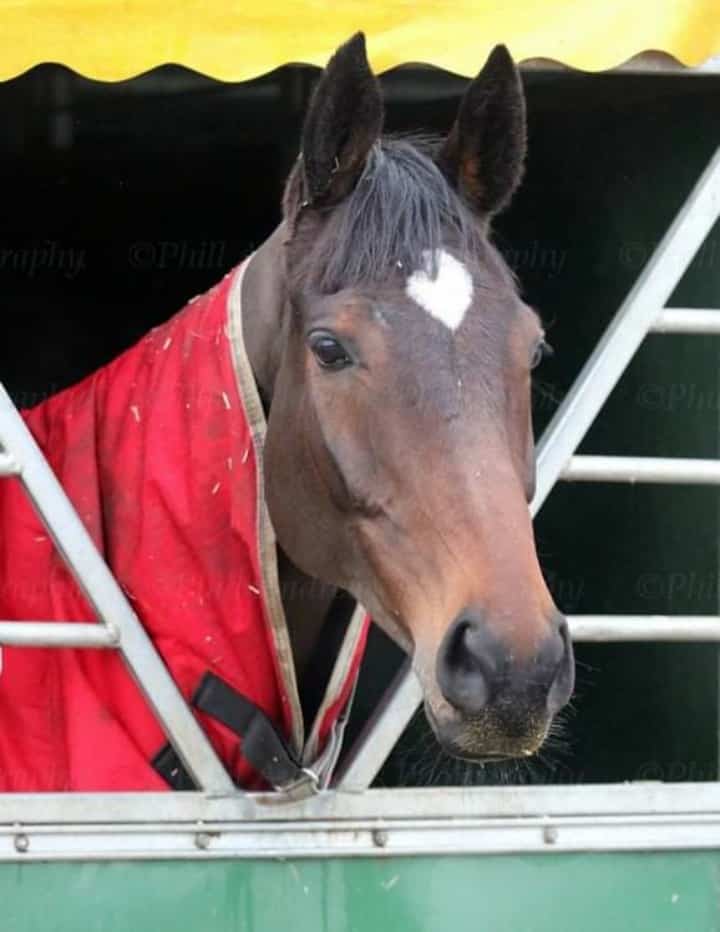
2, 852, 719, 932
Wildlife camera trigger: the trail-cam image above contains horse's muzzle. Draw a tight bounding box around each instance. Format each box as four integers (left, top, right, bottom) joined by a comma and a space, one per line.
430, 609, 575, 760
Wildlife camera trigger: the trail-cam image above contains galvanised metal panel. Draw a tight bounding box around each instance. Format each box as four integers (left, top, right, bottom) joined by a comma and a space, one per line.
1, 853, 718, 932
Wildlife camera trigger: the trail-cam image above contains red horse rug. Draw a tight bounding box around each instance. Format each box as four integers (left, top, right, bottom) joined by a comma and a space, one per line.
0, 260, 369, 792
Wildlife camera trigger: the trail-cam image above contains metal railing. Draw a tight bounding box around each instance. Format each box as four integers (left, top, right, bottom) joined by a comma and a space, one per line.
563, 456, 720, 484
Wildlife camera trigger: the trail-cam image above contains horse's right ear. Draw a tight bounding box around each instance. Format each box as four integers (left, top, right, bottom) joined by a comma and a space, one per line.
294, 32, 383, 209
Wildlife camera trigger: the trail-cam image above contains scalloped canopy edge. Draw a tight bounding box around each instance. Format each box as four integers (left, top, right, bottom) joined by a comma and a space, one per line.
0, 1, 718, 83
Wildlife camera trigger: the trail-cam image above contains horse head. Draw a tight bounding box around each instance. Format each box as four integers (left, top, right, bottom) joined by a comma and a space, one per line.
244, 33, 574, 762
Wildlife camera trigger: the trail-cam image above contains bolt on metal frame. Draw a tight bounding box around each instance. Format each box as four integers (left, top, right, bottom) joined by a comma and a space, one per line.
337, 145, 720, 791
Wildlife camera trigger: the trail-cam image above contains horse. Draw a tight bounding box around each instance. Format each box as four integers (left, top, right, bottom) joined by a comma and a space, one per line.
0, 33, 574, 791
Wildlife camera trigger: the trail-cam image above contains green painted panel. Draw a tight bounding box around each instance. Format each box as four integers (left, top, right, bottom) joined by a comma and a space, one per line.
2, 852, 719, 932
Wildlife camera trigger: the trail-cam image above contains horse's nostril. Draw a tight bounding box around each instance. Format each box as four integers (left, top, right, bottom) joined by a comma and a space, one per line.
436, 616, 496, 715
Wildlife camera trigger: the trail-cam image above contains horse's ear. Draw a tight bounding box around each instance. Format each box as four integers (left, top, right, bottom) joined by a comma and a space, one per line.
298, 32, 383, 207
437, 45, 526, 218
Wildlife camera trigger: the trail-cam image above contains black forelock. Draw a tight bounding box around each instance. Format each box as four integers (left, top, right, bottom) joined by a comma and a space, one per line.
289, 136, 488, 294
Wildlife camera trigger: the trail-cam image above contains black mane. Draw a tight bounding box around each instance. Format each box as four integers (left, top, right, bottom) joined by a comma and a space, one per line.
294, 137, 485, 294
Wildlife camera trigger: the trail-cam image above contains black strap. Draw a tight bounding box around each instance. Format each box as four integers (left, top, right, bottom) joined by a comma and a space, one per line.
152, 743, 197, 791
152, 672, 305, 791
194, 672, 305, 787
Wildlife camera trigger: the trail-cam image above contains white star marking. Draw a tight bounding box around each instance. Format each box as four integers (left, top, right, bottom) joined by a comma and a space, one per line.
405, 249, 473, 331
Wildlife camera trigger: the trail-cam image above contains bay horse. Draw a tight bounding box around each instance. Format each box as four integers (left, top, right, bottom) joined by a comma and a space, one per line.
0, 34, 574, 791
242, 33, 574, 763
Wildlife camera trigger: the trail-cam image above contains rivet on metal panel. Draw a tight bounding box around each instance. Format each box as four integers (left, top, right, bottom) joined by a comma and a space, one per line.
13, 833, 30, 853
195, 831, 213, 850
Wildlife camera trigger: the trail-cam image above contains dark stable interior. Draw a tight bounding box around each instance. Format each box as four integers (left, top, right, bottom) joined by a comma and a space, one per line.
1, 63, 719, 787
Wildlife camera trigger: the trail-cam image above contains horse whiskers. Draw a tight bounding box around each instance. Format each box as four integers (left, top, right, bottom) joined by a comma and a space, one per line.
574, 656, 598, 674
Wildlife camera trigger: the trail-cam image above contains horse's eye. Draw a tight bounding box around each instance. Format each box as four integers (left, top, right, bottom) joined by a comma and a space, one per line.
531, 340, 554, 370
309, 332, 353, 370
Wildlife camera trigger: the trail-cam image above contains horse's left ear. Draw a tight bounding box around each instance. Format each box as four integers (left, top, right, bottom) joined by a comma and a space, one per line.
437, 45, 526, 218
299, 32, 384, 207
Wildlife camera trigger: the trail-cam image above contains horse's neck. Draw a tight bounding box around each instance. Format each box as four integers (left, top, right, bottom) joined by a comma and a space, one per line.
241, 231, 341, 717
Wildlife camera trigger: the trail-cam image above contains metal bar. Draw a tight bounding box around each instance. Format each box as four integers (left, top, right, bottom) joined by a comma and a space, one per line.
568, 615, 720, 642
336, 148, 720, 791
533, 148, 720, 510
0, 452, 19, 476
7, 782, 720, 858
5, 783, 720, 826
0, 621, 118, 648
563, 455, 720, 484
0, 383, 234, 794
333, 660, 423, 790
3, 813, 720, 861
651, 307, 720, 333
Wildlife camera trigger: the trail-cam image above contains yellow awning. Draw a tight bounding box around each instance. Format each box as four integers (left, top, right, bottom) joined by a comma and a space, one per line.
2, 0, 719, 82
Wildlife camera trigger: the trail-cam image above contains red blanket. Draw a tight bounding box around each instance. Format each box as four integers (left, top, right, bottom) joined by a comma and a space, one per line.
0, 261, 368, 791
